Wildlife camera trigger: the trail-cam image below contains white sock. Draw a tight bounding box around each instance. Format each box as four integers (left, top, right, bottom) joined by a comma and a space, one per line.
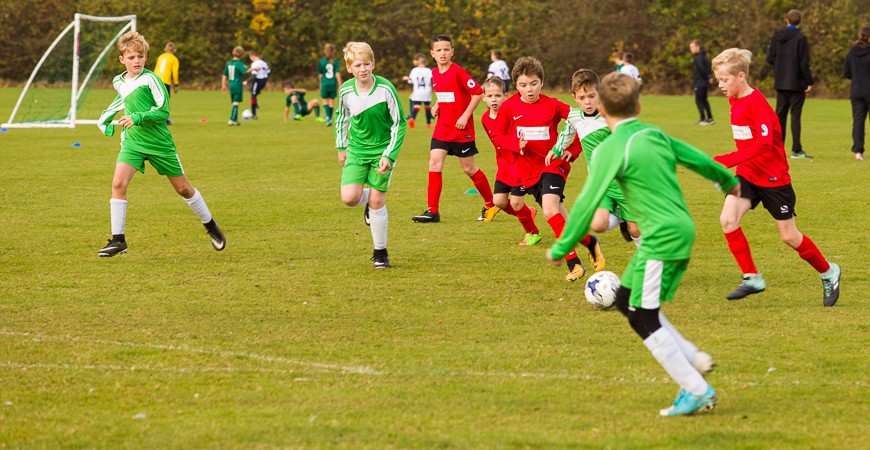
643, 328, 708, 396
369, 205, 388, 250
183, 188, 213, 223
110, 198, 127, 236
659, 312, 699, 363
605, 214, 620, 231
354, 188, 371, 207
633, 236, 643, 248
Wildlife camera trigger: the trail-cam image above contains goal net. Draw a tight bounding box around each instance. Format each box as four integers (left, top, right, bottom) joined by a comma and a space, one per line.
2, 14, 136, 129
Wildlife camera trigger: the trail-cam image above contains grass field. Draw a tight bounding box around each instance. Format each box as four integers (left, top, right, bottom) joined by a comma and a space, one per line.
0, 85, 868, 449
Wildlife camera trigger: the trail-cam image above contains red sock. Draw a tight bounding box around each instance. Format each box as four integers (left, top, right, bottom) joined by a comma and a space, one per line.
724, 228, 758, 274
427, 171, 442, 213
469, 169, 494, 208
580, 235, 591, 246
515, 205, 539, 234
547, 214, 578, 262
795, 234, 830, 273
502, 204, 517, 215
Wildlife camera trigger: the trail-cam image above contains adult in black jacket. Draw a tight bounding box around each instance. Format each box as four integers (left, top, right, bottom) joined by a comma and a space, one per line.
690, 40, 714, 126
844, 26, 870, 161
767, 9, 814, 159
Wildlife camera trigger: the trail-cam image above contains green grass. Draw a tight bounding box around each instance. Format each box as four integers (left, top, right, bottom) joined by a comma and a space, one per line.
0, 86, 867, 449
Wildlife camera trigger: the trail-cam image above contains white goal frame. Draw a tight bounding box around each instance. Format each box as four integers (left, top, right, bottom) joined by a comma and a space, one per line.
2, 13, 136, 129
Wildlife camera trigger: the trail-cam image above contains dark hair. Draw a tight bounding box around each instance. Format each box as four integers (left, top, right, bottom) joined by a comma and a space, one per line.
571, 69, 600, 94
511, 56, 544, 83
248, 49, 260, 57
414, 53, 427, 63
283, 80, 295, 89
786, 9, 801, 26
483, 76, 505, 91
690, 39, 701, 47
623, 52, 635, 63
856, 26, 870, 47
492, 50, 502, 59
431, 35, 452, 46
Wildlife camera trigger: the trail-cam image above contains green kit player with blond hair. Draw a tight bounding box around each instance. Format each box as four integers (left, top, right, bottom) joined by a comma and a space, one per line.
547, 73, 739, 416
334, 42, 406, 268
97, 31, 225, 257
319, 43, 343, 126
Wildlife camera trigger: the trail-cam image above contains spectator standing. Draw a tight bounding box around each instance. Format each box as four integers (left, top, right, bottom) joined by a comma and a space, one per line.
844, 26, 870, 161
690, 40, 714, 126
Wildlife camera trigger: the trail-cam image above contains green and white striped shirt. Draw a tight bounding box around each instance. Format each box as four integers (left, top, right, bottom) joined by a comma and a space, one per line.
98, 69, 174, 154
334, 76, 406, 163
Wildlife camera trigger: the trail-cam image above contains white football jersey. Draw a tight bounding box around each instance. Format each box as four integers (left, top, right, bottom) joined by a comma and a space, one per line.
251, 59, 270, 80
408, 66, 433, 102
488, 60, 511, 81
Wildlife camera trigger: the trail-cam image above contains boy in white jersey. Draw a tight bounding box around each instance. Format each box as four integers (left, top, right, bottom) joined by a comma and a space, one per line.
487, 50, 511, 92
97, 31, 225, 257
549, 69, 641, 245
245, 49, 270, 120
334, 42, 407, 268
402, 53, 433, 129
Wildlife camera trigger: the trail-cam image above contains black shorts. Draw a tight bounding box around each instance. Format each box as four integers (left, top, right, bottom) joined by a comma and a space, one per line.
494, 180, 526, 197
526, 173, 566, 205
250, 78, 268, 95
739, 176, 797, 220
430, 138, 479, 158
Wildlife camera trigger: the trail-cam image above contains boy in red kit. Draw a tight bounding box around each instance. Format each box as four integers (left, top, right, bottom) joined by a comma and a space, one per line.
712, 48, 841, 306
412, 35, 498, 223
480, 76, 541, 246
491, 56, 604, 281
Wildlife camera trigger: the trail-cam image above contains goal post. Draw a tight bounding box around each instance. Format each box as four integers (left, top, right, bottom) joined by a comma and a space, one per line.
2, 14, 136, 129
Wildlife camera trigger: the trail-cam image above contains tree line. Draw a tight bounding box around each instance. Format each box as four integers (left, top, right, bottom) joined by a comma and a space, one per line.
1, 0, 868, 96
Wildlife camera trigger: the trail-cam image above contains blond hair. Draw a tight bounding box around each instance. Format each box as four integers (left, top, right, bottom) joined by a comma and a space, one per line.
232, 46, 244, 58
343, 42, 374, 66
599, 72, 639, 118
711, 48, 753, 77
117, 31, 149, 55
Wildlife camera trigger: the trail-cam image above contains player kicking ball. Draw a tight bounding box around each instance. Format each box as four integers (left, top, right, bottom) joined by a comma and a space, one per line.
548, 73, 739, 416
97, 31, 225, 257
334, 42, 406, 268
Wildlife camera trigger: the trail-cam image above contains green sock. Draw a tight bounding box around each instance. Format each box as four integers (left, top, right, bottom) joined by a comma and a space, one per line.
292, 103, 300, 114
314, 106, 320, 117
325, 105, 333, 120
231, 105, 238, 122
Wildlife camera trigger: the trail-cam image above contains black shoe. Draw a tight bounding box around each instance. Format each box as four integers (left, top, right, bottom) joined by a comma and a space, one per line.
726, 274, 766, 300
98, 236, 127, 257
791, 151, 813, 159
619, 221, 633, 242
706, 118, 715, 125
204, 219, 226, 251
412, 208, 440, 223
372, 249, 391, 269
364, 203, 370, 226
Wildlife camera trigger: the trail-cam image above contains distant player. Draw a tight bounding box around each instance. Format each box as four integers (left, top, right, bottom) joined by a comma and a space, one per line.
402, 53, 433, 129
550, 69, 641, 246
97, 31, 225, 257
619, 52, 642, 83
548, 72, 738, 416
221, 46, 248, 126
283, 81, 323, 122
334, 42, 406, 268
153, 41, 178, 125
246, 49, 270, 120
487, 50, 511, 92
412, 34, 497, 223
491, 56, 604, 281
480, 76, 541, 246
711, 48, 841, 306
319, 43, 343, 126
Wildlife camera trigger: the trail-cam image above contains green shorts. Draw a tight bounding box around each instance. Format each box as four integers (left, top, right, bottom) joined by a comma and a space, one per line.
230, 89, 243, 103
321, 85, 337, 99
597, 185, 635, 222
117, 147, 184, 177
622, 256, 689, 309
341, 156, 394, 192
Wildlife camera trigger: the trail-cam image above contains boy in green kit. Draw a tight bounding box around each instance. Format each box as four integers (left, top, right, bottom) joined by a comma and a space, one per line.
221, 46, 248, 126
547, 73, 739, 416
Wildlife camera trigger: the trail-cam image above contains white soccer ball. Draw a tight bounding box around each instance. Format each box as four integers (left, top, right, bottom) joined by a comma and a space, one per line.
584, 271, 621, 309
241, 109, 253, 120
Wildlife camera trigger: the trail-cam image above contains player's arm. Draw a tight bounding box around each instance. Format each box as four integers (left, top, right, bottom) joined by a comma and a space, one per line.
491, 105, 520, 153
380, 84, 407, 168
171, 58, 179, 90
221, 67, 228, 92
548, 120, 577, 163
456, 93, 482, 130
713, 122, 776, 168
548, 145, 620, 261
97, 94, 124, 136
672, 136, 739, 194
334, 91, 351, 165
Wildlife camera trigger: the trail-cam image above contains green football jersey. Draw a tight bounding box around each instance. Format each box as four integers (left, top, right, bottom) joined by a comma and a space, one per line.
319, 58, 340, 88
98, 69, 174, 154
286, 92, 307, 110
224, 60, 248, 91
550, 119, 737, 261
334, 75, 406, 163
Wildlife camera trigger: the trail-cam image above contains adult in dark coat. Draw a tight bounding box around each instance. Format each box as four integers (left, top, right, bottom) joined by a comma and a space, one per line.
690, 40, 714, 126
844, 26, 870, 161
767, 9, 814, 159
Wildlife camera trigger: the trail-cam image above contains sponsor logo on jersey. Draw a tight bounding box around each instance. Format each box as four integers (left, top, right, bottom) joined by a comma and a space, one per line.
513, 115, 523, 120
732, 125, 753, 140
516, 126, 550, 141
436, 92, 455, 103
761, 124, 769, 137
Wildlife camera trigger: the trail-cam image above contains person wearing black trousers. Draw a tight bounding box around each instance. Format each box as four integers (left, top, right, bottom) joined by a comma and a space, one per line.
690, 40, 714, 126
844, 26, 870, 161
767, 9, 814, 159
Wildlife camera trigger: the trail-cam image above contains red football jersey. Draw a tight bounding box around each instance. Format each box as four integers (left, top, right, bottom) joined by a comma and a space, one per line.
491, 93, 572, 187
481, 111, 521, 186
714, 88, 791, 187
432, 63, 483, 143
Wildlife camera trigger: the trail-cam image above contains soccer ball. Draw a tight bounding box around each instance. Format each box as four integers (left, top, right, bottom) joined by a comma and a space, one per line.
584, 271, 620, 309
241, 109, 253, 120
